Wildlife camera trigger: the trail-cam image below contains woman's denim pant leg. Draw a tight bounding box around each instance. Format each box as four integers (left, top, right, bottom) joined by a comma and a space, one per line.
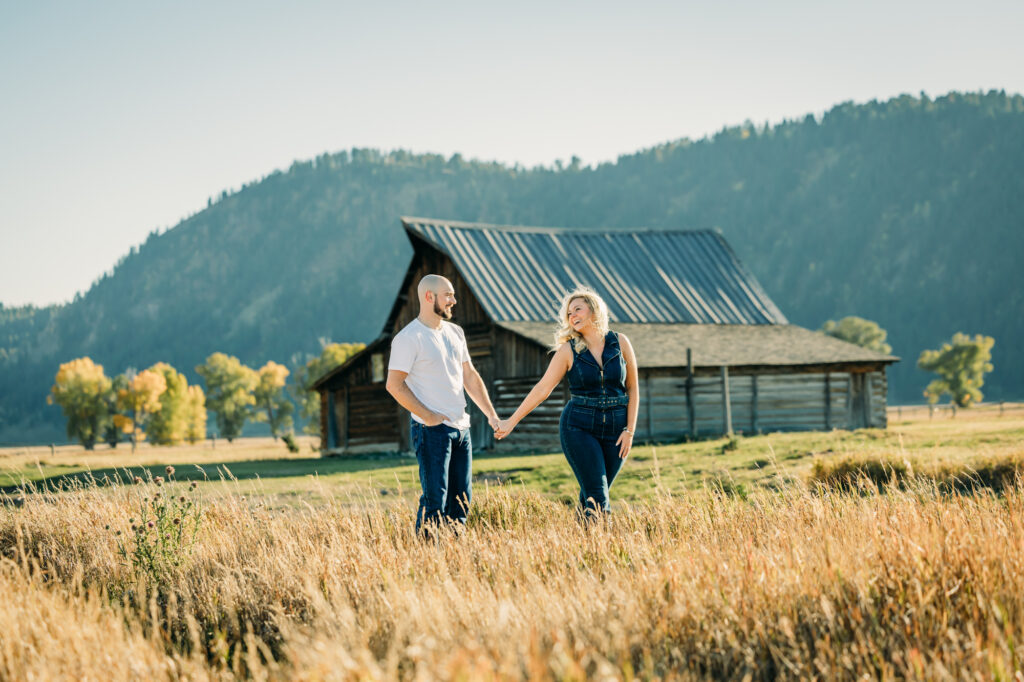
559, 404, 626, 515
411, 421, 472, 533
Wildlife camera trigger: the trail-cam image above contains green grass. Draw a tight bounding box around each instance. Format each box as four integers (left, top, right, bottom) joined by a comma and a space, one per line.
3, 411, 1023, 505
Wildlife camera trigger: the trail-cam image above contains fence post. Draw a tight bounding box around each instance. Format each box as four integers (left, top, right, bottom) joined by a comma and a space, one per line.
751, 374, 759, 434
721, 365, 733, 436
824, 372, 831, 430
686, 349, 695, 439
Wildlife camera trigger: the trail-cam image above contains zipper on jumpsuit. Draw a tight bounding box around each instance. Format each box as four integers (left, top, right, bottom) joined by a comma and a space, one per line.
601, 368, 606, 424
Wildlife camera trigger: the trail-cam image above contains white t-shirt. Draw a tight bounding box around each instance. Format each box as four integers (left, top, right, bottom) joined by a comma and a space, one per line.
388, 318, 472, 429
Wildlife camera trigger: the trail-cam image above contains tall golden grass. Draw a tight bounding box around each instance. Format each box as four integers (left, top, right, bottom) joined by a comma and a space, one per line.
2, 474, 1023, 680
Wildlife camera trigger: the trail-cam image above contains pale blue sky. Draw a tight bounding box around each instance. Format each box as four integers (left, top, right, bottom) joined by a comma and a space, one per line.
2, 0, 1022, 306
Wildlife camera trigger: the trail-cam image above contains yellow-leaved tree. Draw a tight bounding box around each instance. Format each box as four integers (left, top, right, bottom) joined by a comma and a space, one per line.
185, 384, 207, 444
115, 369, 167, 452
254, 361, 294, 440
48, 357, 112, 450
146, 362, 190, 445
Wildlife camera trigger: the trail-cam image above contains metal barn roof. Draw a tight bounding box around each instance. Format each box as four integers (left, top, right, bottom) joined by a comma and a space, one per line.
402, 218, 788, 326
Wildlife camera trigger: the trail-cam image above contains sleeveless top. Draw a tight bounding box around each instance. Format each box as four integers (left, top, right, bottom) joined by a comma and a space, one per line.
567, 331, 627, 402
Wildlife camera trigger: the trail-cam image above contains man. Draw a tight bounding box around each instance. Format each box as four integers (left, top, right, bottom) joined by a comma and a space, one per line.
386, 274, 499, 534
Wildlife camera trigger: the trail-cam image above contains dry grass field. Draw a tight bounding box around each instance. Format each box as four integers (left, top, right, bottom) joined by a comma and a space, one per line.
1, 406, 1023, 680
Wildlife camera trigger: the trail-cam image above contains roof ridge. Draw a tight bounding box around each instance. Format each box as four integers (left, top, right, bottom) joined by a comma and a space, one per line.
400, 216, 715, 236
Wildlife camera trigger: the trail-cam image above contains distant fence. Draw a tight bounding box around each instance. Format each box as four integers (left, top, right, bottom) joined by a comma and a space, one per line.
888, 401, 1023, 421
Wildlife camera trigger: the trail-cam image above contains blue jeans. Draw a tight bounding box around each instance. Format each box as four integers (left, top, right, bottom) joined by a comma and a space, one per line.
559, 402, 628, 515
411, 421, 472, 533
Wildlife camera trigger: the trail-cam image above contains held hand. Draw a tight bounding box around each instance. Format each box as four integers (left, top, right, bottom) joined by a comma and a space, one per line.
488, 414, 500, 432
494, 419, 516, 440
421, 411, 446, 427
616, 429, 634, 459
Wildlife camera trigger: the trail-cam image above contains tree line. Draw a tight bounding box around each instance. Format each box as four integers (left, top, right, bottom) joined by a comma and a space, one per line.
49, 316, 995, 451
47, 343, 363, 450
822, 317, 995, 408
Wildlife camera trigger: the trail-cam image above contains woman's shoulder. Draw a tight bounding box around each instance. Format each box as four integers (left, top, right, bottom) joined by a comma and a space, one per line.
554, 340, 574, 356
612, 330, 633, 348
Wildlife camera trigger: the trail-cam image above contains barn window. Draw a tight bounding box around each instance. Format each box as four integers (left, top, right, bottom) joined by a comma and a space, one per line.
371, 353, 384, 383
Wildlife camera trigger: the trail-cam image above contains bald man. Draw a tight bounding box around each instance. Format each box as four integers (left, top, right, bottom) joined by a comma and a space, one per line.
386, 274, 499, 534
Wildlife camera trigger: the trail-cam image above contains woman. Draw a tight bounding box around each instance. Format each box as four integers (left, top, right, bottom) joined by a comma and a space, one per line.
495, 287, 639, 515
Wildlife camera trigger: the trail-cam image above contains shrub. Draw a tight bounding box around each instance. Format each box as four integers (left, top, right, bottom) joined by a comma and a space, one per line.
114, 466, 203, 584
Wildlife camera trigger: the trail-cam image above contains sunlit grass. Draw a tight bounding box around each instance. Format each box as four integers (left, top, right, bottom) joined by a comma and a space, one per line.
2, 465, 1024, 679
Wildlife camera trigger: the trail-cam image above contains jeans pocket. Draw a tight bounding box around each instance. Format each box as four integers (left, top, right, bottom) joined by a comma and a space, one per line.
609, 406, 627, 434
411, 422, 423, 453
566, 406, 595, 431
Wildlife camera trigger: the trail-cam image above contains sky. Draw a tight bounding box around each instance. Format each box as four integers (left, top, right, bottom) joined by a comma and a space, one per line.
2, 0, 1022, 307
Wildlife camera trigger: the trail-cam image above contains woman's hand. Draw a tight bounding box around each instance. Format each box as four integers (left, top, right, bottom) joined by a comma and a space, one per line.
494, 419, 516, 440
616, 429, 634, 459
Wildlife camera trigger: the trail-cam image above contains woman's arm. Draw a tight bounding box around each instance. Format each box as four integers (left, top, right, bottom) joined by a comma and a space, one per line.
616, 333, 640, 458
494, 344, 573, 440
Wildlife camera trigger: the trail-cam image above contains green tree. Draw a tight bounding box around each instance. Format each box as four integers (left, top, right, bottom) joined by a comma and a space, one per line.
918, 333, 995, 407
820, 317, 892, 355
291, 343, 365, 436
196, 353, 257, 442
147, 362, 189, 445
254, 361, 294, 440
114, 368, 167, 451
48, 357, 112, 449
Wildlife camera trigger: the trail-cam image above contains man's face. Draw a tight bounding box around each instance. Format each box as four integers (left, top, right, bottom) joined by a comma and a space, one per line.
431, 286, 457, 320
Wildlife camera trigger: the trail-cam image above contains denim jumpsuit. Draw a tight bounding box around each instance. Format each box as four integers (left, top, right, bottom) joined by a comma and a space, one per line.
560, 331, 630, 514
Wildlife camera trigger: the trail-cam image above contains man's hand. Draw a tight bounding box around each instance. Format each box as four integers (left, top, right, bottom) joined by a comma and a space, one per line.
421, 411, 446, 427
488, 414, 500, 432
494, 419, 515, 440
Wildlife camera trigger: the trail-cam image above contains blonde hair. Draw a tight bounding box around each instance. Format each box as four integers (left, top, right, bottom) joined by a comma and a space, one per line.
553, 287, 610, 352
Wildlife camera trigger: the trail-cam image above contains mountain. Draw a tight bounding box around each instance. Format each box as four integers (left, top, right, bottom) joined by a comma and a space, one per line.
2, 90, 1022, 444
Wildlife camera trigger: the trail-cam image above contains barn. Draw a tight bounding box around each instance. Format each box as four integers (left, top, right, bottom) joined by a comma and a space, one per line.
313, 217, 898, 454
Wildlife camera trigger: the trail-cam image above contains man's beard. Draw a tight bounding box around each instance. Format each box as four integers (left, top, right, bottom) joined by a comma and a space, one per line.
434, 300, 453, 320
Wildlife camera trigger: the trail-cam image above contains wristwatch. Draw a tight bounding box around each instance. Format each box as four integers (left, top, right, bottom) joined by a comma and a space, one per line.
622, 427, 634, 435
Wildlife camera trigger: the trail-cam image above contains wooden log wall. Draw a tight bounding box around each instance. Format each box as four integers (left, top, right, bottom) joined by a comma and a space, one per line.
489, 376, 567, 453
868, 371, 888, 428
482, 368, 889, 451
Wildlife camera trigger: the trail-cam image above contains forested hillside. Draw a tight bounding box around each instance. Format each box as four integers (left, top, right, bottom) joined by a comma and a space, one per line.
2, 90, 1022, 444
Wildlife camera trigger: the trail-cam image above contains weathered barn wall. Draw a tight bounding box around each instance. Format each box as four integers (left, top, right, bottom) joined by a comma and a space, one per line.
487, 367, 889, 453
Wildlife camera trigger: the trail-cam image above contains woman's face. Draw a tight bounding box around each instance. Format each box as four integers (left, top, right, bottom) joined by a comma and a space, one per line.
567, 297, 593, 331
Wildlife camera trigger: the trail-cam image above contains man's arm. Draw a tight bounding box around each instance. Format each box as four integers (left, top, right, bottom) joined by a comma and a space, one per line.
463, 362, 499, 429
386, 370, 445, 426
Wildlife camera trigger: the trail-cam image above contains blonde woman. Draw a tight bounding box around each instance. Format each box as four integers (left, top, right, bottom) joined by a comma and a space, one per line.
495, 287, 639, 515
